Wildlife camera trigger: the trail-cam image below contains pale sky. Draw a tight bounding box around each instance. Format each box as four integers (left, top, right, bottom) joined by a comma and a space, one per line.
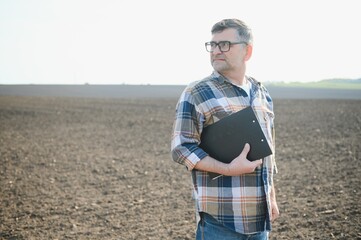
1, 0, 360, 85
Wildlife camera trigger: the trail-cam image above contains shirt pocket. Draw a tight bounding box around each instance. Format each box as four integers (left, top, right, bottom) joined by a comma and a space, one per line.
204, 109, 232, 127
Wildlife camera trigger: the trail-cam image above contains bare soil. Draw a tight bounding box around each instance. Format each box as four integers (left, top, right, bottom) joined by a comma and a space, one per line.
0, 96, 360, 239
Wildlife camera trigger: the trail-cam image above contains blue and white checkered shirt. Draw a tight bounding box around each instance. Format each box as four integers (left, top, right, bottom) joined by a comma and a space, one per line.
171, 71, 277, 234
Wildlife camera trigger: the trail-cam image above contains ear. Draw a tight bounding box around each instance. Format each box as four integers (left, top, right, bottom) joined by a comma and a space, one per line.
244, 44, 253, 61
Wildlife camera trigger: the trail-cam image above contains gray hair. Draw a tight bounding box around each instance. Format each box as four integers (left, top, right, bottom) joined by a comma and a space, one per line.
211, 19, 253, 44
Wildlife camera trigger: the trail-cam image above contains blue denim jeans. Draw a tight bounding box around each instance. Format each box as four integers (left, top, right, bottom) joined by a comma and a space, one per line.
196, 212, 268, 240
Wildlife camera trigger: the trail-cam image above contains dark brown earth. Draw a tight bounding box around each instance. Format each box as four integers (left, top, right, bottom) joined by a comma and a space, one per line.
0, 96, 360, 240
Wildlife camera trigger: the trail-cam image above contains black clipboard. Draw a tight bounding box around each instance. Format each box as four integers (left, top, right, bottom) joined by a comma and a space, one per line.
199, 107, 272, 179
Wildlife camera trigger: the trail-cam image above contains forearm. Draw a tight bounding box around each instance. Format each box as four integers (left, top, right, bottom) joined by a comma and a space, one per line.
194, 155, 230, 175
270, 183, 276, 201
269, 181, 280, 221
194, 144, 263, 176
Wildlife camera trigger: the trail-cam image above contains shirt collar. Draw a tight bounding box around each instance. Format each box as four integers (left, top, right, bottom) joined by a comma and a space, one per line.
211, 71, 252, 97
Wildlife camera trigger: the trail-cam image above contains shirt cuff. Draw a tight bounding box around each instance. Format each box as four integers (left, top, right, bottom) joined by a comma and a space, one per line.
184, 148, 208, 171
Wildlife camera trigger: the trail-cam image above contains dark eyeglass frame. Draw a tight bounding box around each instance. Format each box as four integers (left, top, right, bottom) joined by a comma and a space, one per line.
205, 41, 247, 53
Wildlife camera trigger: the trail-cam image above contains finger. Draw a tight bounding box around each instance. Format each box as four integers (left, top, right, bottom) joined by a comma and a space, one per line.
274, 208, 280, 219
271, 211, 278, 222
239, 143, 250, 158
271, 208, 275, 221
271, 206, 279, 221
252, 159, 263, 167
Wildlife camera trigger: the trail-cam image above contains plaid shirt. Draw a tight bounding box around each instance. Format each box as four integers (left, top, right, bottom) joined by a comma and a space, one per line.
171, 72, 277, 234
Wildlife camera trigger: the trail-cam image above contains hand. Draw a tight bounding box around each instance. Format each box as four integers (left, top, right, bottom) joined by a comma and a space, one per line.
226, 143, 263, 176
270, 198, 279, 222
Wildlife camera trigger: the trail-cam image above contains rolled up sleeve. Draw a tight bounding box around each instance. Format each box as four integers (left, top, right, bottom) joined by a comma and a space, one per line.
171, 89, 208, 171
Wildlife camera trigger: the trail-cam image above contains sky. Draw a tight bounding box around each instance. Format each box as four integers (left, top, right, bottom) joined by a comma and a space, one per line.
0, 0, 360, 85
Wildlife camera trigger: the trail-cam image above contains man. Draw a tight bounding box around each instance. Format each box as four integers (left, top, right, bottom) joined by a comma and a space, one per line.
171, 19, 279, 239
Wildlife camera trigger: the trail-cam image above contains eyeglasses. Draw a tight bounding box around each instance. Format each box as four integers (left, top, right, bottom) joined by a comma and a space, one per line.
205, 41, 247, 53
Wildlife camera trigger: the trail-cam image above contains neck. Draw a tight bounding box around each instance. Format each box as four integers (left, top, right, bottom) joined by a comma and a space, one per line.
221, 67, 246, 85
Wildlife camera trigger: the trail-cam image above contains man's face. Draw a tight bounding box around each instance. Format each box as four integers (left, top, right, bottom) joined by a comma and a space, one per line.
210, 28, 248, 74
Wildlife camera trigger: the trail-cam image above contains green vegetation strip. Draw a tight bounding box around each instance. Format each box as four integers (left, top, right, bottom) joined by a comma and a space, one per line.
268, 82, 361, 90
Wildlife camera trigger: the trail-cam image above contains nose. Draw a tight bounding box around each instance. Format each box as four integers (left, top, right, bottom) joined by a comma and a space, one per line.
212, 45, 222, 54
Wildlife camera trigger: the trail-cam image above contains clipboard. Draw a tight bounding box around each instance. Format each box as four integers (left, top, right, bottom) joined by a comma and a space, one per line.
199, 106, 272, 180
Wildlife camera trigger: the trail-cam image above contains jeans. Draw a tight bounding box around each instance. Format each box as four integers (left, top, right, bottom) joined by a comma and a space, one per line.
196, 212, 268, 240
